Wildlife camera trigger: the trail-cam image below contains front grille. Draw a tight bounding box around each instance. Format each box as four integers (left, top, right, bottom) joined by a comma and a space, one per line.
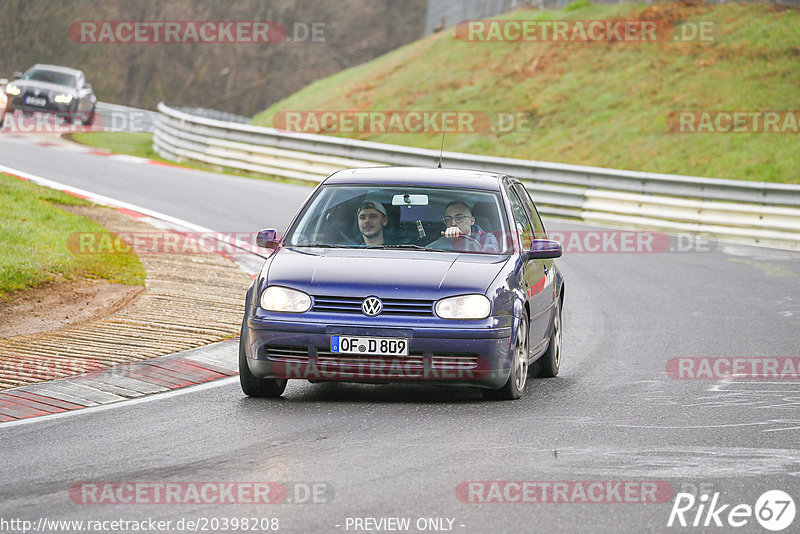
265, 345, 309, 363
316, 350, 425, 373
312, 296, 434, 316
431, 354, 479, 370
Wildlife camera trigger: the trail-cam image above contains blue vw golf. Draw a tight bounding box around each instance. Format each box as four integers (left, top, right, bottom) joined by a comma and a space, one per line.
240, 167, 564, 400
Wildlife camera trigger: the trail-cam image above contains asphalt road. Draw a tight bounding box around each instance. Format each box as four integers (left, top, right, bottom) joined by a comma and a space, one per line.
1, 135, 799, 534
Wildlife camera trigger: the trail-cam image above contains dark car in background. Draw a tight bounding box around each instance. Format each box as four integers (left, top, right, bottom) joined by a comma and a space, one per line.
4, 64, 96, 125
240, 167, 565, 400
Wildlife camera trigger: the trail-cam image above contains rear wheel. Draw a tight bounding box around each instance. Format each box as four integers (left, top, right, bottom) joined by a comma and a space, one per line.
534, 298, 561, 378
239, 319, 287, 398
483, 313, 528, 400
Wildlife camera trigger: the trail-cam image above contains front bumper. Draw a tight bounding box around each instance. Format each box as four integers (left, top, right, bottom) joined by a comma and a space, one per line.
6, 96, 75, 116
243, 314, 515, 389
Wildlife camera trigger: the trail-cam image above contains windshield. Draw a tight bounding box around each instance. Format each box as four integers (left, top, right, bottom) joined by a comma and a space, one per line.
24, 69, 78, 88
285, 184, 513, 254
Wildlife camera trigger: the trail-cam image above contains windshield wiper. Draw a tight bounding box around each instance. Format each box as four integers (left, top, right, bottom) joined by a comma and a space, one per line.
371, 244, 435, 251
292, 243, 355, 248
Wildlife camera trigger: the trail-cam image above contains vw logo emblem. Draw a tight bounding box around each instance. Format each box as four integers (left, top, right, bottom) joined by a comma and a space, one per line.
362, 296, 382, 317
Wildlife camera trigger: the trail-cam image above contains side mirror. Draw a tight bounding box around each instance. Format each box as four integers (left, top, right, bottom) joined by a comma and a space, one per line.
83, 82, 92, 90
256, 228, 280, 249
525, 239, 562, 260
13, 72, 22, 80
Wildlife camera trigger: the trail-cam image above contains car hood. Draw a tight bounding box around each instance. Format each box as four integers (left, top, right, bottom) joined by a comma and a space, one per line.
11, 80, 77, 95
265, 247, 509, 299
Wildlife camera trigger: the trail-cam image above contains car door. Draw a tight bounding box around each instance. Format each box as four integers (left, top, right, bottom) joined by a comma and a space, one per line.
507, 185, 552, 352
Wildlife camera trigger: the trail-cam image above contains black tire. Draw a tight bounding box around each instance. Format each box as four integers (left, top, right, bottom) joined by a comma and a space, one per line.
83, 108, 95, 126
483, 313, 528, 400
534, 297, 562, 378
239, 319, 287, 398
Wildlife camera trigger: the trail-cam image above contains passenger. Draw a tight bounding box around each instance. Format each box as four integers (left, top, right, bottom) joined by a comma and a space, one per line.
356, 198, 388, 246
441, 201, 500, 252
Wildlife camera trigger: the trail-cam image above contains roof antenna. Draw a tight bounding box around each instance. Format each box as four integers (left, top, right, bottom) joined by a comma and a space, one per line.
437, 112, 447, 169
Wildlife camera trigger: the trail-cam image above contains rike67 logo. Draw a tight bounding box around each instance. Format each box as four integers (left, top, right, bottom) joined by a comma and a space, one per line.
668, 490, 795, 531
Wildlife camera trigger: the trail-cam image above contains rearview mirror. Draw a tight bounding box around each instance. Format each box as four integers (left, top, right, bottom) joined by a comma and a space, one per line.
392, 194, 428, 206
13, 72, 22, 80
256, 228, 280, 249
525, 239, 562, 260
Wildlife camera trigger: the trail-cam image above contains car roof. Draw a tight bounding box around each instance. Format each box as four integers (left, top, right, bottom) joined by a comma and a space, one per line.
27, 64, 82, 76
322, 167, 507, 190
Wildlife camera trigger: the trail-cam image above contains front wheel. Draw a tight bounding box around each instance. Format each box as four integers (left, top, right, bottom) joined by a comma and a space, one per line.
483, 313, 528, 400
239, 320, 287, 398
83, 108, 96, 126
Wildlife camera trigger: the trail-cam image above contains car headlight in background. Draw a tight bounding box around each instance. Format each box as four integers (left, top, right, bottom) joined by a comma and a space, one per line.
54, 94, 73, 104
435, 294, 490, 320
260, 286, 311, 313
6, 84, 21, 96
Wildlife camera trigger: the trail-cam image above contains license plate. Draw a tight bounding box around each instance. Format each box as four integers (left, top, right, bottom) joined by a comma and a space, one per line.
25, 96, 46, 107
331, 336, 408, 356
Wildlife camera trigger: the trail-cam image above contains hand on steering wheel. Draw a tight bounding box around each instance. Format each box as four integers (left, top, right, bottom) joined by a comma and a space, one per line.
430, 228, 482, 252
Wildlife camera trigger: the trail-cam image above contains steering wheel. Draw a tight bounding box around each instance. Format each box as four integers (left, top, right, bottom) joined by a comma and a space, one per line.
428, 234, 482, 252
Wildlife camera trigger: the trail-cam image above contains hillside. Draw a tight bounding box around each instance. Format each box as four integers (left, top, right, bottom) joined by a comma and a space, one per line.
253, 1, 800, 183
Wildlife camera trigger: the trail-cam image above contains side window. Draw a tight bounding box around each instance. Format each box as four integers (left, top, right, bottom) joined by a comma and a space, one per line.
508, 189, 534, 251
513, 184, 546, 238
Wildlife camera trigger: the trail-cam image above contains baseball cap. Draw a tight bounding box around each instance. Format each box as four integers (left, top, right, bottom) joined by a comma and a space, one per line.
357, 197, 387, 217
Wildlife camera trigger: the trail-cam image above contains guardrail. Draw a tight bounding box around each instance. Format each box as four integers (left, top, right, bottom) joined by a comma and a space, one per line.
153, 102, 800, 248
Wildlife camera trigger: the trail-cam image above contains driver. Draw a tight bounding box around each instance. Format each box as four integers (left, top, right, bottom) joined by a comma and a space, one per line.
356, 198, 388, 246
441, 201, 500, 253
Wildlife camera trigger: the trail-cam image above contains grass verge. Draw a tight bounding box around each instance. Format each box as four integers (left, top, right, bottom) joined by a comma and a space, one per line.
0, 173, 146, 299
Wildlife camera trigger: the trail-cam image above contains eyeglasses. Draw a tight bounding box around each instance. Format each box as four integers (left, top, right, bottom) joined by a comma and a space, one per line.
444, 214, 472, 225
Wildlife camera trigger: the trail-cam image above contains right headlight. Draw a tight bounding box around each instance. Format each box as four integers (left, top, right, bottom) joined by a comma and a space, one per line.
260, 286, 311, 313
435, 294, 490, 320
6, 84, 21, 96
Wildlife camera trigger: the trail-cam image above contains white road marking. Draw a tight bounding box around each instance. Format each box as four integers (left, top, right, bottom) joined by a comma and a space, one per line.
0, 376, 238, 430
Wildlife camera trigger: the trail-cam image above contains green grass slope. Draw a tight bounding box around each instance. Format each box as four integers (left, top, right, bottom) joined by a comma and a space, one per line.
253, 2, 800, 183
0, 174, 145, 298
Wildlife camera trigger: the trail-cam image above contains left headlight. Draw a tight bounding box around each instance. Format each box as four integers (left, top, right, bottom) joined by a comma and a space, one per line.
54, 94, 74, 104
6, 84, 21, 96
260, 286, 311, 313
435, 294, 490, 320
